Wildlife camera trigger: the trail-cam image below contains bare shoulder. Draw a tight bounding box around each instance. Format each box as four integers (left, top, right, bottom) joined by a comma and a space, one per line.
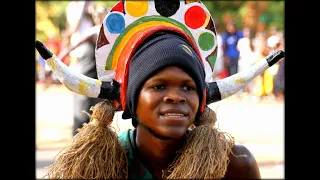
222, 143, 261, 179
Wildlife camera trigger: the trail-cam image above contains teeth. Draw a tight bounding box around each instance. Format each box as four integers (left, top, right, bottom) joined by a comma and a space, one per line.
164, 113, 184, 117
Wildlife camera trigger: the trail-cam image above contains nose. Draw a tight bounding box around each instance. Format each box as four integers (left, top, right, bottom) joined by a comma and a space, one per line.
163, 88, 186, 103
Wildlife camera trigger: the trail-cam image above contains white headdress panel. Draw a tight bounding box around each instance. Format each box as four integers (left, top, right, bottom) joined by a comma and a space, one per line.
95, 0, 218, 83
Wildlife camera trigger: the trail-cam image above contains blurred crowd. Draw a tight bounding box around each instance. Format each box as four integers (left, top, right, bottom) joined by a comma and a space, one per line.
36, 1, 284, 103
36, 1, 109, 90
219, 22, 284, 101
212, 21, 284, 103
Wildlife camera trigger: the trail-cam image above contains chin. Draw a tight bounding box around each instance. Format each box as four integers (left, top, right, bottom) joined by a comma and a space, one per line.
160, 126, 189, 139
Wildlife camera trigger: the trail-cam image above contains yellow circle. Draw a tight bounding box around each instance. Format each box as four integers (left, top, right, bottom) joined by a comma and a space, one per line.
126, 1, 148, 17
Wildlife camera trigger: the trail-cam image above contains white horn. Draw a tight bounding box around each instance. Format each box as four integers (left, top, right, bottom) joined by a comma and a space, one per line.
206, 50, 284, 104
35, 40, 119, 100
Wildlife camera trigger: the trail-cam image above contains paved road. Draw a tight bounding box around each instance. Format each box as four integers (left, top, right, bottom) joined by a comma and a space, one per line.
36, 84, 284, 179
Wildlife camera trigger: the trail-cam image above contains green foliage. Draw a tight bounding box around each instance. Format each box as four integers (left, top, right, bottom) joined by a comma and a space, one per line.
36, 1, 117, 42
94, 1, 117, 8
36, 1, 284, 42
203, 1, 284, 32
36, 1, 69, 42
203, 1, 246, 28
262, 1, 284, 30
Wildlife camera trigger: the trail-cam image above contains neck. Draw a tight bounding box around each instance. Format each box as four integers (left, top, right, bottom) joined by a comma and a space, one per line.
135, 126, 185, 170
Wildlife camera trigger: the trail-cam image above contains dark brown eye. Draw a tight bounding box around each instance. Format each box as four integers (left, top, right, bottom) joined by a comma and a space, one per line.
153, 84, 165, 90
182, 85, 196, 91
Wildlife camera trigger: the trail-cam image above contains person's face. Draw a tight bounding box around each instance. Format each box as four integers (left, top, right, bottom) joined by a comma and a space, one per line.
136, 66, 199, 139
227, 23, 235, 33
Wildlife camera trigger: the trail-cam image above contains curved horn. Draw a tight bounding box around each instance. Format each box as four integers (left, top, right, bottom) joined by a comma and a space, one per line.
206, 50, 285, 104
35, 40, 119, 100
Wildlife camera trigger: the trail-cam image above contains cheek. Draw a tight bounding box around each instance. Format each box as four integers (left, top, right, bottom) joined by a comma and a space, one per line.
189, 94, 200, 115
138, 92, 155, 109
136, 90, 160, 119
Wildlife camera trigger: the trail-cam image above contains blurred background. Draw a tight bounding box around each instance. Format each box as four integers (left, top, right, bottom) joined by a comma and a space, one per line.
36, 1, 285, 179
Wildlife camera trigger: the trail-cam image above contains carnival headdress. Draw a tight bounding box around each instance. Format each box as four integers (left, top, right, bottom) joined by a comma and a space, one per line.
35, 0, 284, 112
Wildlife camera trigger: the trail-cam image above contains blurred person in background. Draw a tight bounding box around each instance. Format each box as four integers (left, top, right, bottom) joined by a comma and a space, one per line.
211, 20, 225, 81
63, 0, 105, 136
222, 21, 243, 77
58, 5, 108, 61
251, 31, 268, 101
268, 29, 285, 102
261, 27, 283, 101
236, 27, 255, 100
36, 33, 61, 90
64, 0, 95, 67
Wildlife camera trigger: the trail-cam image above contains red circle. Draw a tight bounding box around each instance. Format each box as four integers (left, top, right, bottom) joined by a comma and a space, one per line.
184, 6, 206, 29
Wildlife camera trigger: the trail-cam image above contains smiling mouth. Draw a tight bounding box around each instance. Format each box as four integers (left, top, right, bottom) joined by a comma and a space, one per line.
161, 113, 186, 117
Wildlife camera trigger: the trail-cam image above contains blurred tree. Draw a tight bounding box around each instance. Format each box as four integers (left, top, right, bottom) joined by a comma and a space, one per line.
36, 1, 284, 42
203, 1, 283, 33
36, 1, 69, 42
240, 1, 269, 34
36, 1, 118, 42
94, 1, 117, 8
203, 1, 246, 32
261, 1, 284, 30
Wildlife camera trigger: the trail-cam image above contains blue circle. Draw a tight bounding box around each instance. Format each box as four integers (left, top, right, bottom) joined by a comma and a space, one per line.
106, 13, 125, 34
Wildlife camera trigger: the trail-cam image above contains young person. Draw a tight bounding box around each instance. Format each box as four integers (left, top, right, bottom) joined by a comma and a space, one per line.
35, 1, 284, 179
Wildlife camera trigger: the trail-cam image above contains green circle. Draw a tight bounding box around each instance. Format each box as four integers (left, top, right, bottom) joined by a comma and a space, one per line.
198, 32, 215, 51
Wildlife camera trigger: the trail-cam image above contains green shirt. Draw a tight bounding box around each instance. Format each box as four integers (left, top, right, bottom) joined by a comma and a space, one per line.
118, 128, 189, 179
118, 129, 153, 179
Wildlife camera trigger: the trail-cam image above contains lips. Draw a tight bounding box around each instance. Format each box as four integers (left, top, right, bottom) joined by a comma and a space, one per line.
160, 109, 188, 117
163, 113, 185, 117
160, 111, 188, 124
